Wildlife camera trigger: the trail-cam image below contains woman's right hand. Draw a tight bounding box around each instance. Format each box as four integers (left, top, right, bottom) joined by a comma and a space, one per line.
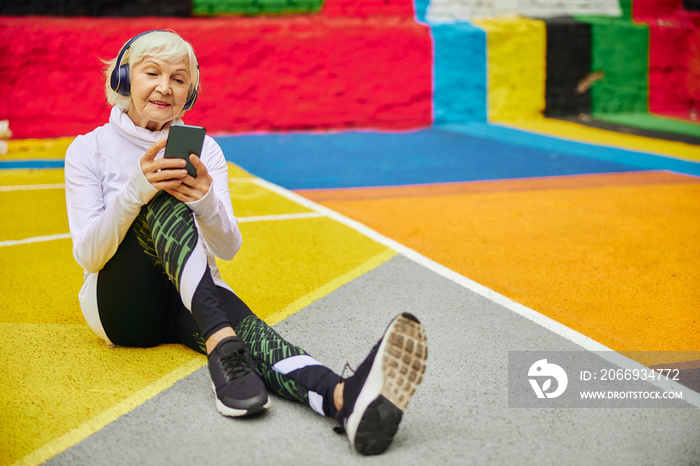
140, 139, 189, 191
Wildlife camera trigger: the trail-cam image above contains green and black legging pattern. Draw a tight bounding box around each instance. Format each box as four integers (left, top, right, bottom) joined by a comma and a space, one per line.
95, 192, 340, 417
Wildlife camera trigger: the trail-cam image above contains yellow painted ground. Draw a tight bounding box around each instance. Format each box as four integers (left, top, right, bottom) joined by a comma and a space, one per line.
2, 137, 74, 160
0, 168, 65, 185
0, 239, 84, 326
229, 180, 312, 217
0, 166, 393, 466
0, 323, 204, 466
313, 173, 700, 355
0, 189, 68, 242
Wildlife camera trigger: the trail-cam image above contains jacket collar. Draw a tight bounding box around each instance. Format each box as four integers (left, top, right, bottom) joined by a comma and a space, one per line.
109, 106, 183, 149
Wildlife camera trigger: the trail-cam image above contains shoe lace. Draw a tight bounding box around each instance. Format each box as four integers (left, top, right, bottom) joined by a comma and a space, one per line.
331, 362, 357, 434
219, 349, 257, 382
340, 362, 356, 379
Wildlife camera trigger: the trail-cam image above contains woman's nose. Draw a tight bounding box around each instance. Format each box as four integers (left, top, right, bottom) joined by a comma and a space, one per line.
155, 77, 171, 94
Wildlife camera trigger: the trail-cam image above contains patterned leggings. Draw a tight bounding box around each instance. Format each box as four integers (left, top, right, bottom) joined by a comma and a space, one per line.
95, 192, 340, 417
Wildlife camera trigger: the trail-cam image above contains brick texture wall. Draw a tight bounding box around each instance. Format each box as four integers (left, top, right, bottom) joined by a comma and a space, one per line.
426, 0, 620, 22
472, 17, 546, 121
1, 0, 698, 138
0, 11, 432, 139
632, 0, 700, 121
544, 19, 592, 117
320, 0, 416, 17
0, 0, 191, 16
577, 17, 650, 115
192, 0, 323, 15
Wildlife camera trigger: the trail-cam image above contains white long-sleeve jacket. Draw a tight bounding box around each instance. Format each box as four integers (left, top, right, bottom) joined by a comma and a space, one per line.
65, 106, 242, 295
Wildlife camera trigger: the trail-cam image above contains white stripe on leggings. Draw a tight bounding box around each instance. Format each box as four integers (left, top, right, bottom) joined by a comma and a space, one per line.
179, 243, 208, 310
308, 391, 325, 416
272, 354, 322, 375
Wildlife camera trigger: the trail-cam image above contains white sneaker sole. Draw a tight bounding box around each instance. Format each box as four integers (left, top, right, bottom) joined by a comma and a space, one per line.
346, 313, 428, 455
211, 383, 272, 417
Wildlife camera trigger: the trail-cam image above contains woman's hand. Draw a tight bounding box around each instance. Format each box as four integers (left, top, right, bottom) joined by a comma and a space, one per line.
165, 154, 213, 203
140, 139, 188, 191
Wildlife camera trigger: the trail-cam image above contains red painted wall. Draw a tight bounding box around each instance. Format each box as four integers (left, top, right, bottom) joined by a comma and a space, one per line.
632, 0, 680, 18
0, 15, 432, 139
689, 19, 700, 110
646, 19, 699, 119
633, 0, 700, 121
320, 0, 416, 18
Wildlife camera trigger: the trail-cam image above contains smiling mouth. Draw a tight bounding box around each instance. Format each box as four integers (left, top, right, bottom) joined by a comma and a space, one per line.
150, 100, 172, 107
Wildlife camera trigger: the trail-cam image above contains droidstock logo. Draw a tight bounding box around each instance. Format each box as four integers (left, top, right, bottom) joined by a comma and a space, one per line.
528, 359, 568, 399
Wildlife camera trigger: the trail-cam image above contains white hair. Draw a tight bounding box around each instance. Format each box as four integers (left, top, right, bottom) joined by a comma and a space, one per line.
103, 30, 200, 114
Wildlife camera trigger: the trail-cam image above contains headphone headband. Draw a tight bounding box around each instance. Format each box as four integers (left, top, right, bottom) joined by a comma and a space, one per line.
109, 30, 200, 111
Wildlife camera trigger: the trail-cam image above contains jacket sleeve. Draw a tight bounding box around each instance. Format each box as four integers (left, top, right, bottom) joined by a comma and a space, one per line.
65, 137, 158, 273
185, 138, 242, 261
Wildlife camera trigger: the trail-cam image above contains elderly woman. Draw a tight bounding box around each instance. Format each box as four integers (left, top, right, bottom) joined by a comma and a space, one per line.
64, 29, 427, 455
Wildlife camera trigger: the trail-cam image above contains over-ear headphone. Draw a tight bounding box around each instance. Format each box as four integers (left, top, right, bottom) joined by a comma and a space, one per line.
110, 30, 200, 111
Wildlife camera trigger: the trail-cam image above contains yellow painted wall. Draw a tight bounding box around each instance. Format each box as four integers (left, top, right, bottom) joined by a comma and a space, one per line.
473, 17, 546, 121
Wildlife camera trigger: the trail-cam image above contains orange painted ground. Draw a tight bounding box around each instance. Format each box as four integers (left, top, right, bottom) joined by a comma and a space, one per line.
301, 171, 700, 357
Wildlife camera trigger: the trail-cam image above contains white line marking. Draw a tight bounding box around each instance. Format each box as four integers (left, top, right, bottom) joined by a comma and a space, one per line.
250, 177, 700, 408
0, 177, 254, 192
229, 177, 257, 183
0, 178, 256, 191
0, 183, 65, 191
0, 212, 325, 248
0, 233, 72, 247
238, 212, 324, 223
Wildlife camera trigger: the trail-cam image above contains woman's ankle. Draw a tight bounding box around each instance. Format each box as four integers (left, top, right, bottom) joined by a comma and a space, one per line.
205, 327, 237, 354
334, 381, 345, 412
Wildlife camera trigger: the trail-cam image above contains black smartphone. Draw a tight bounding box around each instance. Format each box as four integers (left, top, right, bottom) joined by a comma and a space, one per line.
164, 124, 206, 178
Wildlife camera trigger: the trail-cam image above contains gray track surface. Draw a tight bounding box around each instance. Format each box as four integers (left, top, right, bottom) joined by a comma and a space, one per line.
47, 256, 700, 465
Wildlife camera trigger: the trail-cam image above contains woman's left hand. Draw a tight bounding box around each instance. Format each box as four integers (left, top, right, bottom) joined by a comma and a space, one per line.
165, 154, 213, 203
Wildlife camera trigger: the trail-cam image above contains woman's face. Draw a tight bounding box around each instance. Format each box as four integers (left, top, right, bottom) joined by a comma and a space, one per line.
127, 56, 192, 131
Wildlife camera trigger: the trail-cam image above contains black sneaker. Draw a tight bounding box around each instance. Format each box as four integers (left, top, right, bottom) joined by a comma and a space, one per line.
336, 313, 428, 455
208, 336, 270, 417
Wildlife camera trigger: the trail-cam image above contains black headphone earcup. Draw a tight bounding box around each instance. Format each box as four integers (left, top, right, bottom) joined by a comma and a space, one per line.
183, 89, 198, 111
114, 64, 131, 96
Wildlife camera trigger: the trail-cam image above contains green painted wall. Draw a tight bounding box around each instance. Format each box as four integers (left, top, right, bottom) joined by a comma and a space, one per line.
192, 0, 324, 15
576, 15, 649, 115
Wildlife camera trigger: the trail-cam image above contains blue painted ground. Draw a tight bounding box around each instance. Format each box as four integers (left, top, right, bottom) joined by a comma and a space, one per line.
5, 126, 694, 184
446, 124, 700, 176
215, 127, 643, 190
0, 159, 65, 169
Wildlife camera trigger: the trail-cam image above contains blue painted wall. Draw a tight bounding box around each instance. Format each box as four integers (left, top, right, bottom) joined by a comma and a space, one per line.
414, 1, 488, 126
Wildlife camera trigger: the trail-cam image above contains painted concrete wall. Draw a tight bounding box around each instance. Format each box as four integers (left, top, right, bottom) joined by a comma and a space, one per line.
422, 0, 698, 128
417, 0, 621, 125
425, 0, 621, 22
472, 17, 546, 121
0, 0, 698, 140
192, 0, 323, 15
633, 0, 700, 121
0, 10, 432, 139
